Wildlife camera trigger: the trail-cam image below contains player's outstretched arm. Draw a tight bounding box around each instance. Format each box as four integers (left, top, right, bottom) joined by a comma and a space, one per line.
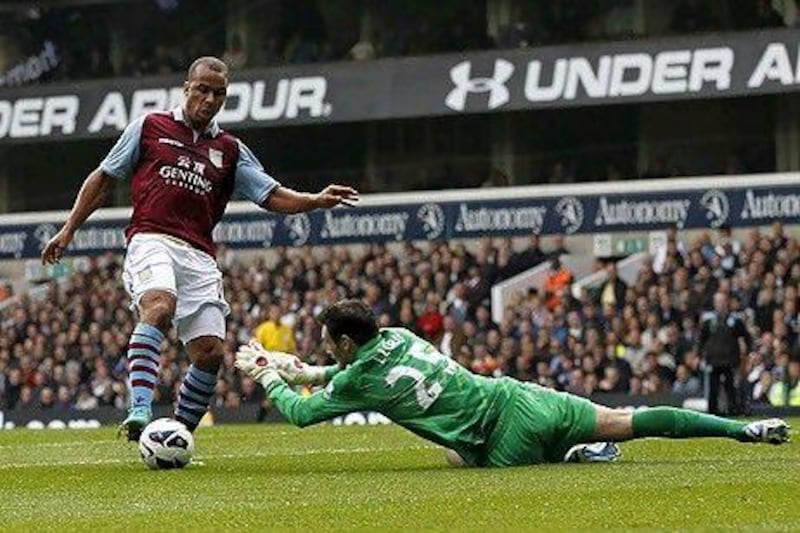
235, 344, 362, 428
262, 184, 359, 214
41, 169, 114, 265
238, 341, 340, 385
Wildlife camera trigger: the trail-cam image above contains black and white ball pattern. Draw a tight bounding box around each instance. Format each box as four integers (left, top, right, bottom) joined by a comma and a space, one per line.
138, 418, 195, 470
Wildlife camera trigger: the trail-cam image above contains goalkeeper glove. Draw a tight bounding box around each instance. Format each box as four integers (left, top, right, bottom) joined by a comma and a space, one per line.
234, 341, 283, 390
240, 340, 328, 386
270, 352, 328, 385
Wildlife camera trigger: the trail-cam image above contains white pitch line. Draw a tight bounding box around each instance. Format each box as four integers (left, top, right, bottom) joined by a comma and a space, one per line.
0, 457, 131, 469
0, 439, 120, 450
0, 430, 298, 451
0, 444, 438, 470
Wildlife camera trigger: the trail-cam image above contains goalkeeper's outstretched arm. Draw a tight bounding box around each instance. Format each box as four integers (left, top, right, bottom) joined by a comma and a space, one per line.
269, 351, 341, 386
264, 380, 362, 428
235, 341, 365, 428
242, 341, 341, 385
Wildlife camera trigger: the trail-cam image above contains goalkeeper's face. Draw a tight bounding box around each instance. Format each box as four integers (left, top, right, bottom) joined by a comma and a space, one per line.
322, 326, 357, 366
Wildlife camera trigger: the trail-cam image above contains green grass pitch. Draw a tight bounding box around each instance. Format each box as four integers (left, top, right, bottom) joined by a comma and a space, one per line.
1, 419, 798, 531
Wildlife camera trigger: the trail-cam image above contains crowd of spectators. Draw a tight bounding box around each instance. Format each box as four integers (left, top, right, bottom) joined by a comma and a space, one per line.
1, 0, 792, 86
1, 222, 800, 414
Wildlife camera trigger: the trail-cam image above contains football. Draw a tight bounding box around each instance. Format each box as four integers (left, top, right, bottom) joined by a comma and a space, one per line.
138, 418, 195, 470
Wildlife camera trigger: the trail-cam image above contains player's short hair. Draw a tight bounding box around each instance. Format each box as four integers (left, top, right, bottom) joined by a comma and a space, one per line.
187, 56, 229, 80
318, 299, 379, 346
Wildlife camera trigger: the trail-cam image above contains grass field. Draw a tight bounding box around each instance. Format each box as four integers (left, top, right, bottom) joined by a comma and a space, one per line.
1, 420, 798, 531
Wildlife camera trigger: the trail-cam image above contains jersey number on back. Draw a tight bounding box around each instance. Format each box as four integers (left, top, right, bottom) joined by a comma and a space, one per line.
385, 366, 442, 410
384, 340, 453, 410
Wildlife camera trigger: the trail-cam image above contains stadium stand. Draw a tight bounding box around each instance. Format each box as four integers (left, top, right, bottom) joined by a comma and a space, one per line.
2, 2, 800, 529
0, 1, 790, 85
2, 222, 799, 412
1, 0, 799, 422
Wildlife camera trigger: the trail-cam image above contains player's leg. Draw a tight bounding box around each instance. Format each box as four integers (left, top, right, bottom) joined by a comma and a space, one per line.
122, 290, 176, 440
171, 243, 230, 431
707, 366, 721, 415
482, 382, 549, 467
591, 405, 790, 444
481, 383, 621, 465
722, 366, 738, 415
485, 382, 612, 466
174, 305, 226, 431
127, 289, 176, 406
547, 388, 622, 463
120, 237, 178, 440
589, 406, 632, 440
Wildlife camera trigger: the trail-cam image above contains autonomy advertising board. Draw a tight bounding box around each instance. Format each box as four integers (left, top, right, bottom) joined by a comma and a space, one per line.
0, 178, 798, 260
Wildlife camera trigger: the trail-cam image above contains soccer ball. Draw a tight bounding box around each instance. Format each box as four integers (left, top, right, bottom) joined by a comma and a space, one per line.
138, 418, 194, 470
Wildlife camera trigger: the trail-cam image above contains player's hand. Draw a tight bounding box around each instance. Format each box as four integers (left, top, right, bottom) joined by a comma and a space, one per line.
314, 184, 359, 208
271, 352, 327, 385
40, 227, 74, 265
240, 341, 325, 386
238, 340, 299, 372
234, 341, 283, 389
268, 350, 309, 383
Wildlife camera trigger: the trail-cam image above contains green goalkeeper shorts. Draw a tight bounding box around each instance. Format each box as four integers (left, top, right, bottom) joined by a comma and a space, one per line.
485, 382, 598, 466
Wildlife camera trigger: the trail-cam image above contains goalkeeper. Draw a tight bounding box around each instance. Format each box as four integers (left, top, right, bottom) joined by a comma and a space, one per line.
235, 299, 790, 467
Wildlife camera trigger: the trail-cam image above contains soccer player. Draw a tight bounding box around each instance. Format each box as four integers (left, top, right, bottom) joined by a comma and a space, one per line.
41, 56, 359, 441
235, 300, 790, 467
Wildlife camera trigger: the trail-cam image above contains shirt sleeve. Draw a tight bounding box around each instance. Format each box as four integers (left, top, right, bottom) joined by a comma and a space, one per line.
323, 365, 341, 382
99, 116, 145, 180
266, 370, 367, 427
234, 140, 281, 205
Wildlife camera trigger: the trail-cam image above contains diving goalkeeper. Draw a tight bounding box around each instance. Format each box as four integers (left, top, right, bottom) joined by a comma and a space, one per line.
235, 299, 790, 467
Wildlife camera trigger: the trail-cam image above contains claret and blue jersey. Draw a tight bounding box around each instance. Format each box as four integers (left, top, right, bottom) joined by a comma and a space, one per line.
99, 107, 280, 256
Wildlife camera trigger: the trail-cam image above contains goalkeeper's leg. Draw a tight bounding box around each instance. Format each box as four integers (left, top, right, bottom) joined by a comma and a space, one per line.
592, 405, 790, 445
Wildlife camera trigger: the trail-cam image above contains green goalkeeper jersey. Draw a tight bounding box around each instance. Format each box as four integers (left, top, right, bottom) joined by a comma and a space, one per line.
265, 327, 514, 466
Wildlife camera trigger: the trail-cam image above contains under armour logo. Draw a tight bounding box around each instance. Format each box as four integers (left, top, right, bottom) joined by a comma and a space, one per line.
445, 59, 514, 111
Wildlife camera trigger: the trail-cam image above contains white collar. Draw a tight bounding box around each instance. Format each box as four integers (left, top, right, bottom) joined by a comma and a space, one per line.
172, 106, 220, 138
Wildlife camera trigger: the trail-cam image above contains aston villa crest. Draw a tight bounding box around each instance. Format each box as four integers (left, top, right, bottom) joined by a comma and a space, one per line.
208, 148, 223, 168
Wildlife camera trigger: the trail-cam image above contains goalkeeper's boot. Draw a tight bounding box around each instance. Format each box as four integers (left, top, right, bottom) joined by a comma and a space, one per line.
743, 418, 790, 445
119, 406, 152, 442
563, 442, 622, 463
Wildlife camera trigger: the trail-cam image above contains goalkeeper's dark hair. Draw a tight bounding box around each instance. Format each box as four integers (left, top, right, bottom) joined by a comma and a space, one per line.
318, 299, 379, 346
